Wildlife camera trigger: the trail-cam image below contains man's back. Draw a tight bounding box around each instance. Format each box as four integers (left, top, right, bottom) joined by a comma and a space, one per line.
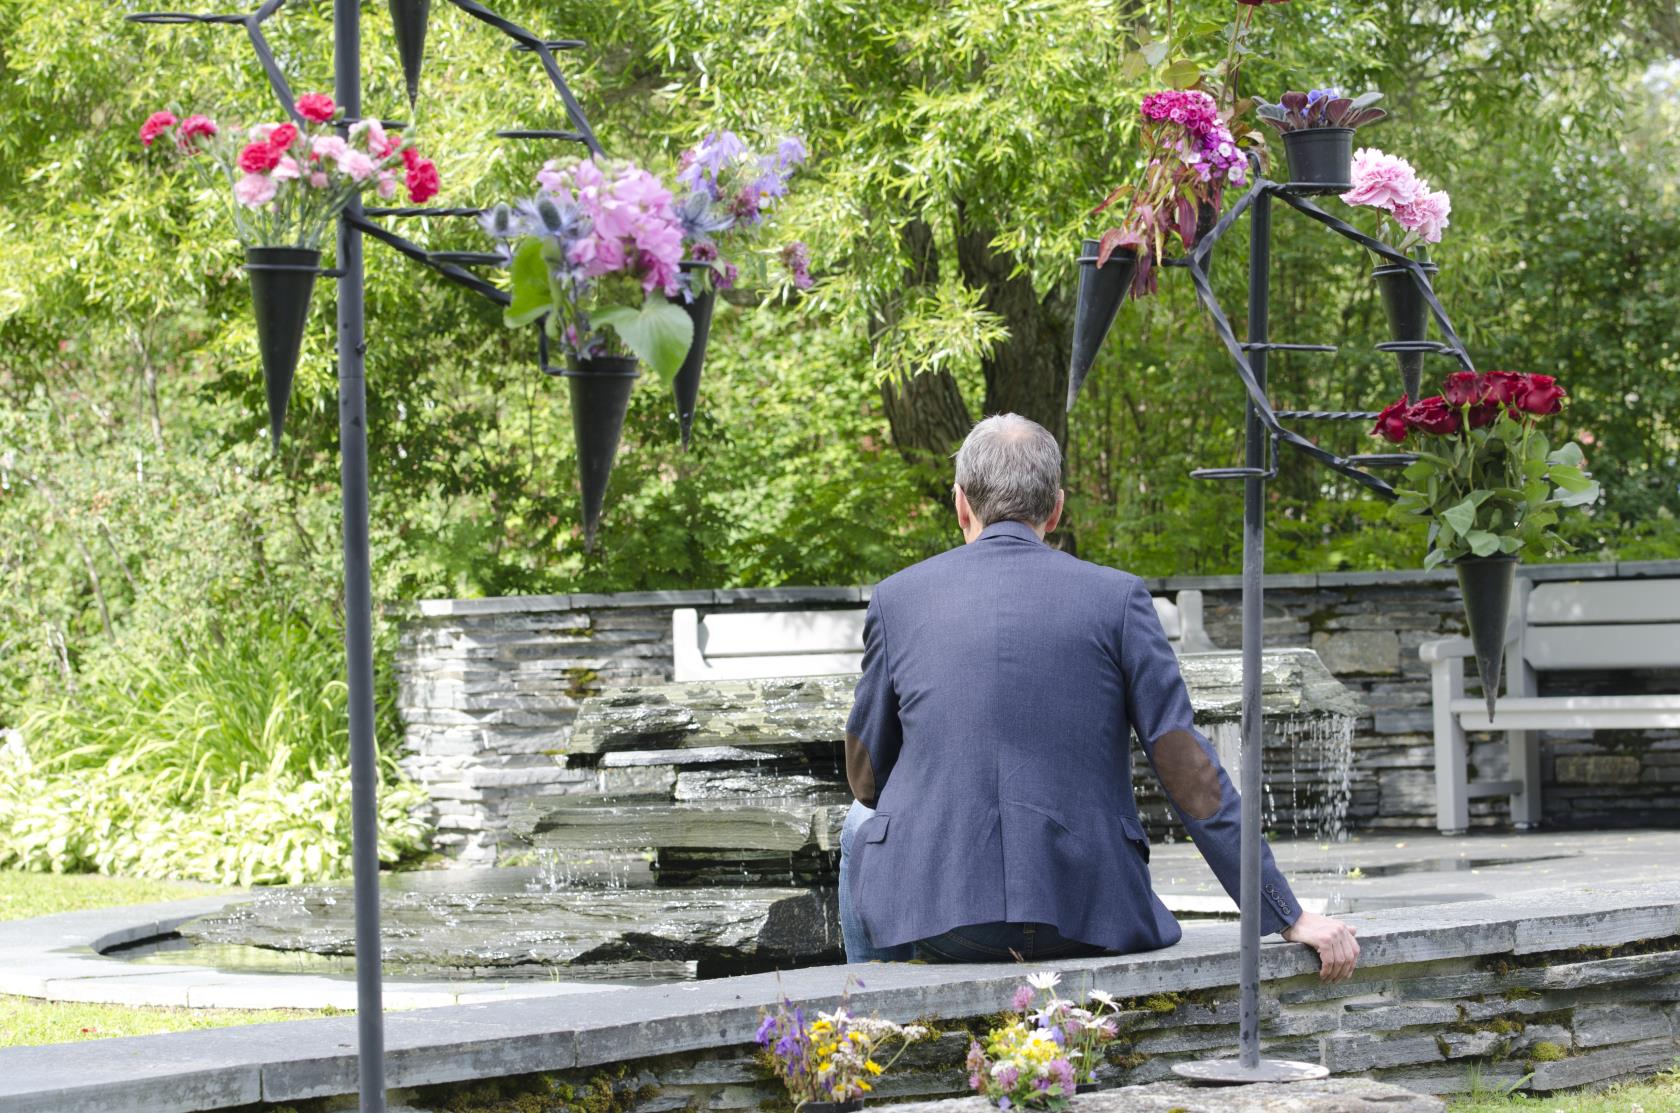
846, 518, 1301, 953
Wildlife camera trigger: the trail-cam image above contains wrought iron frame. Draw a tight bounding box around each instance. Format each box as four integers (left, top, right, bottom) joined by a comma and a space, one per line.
1162, 155, 1475, 1083
126, 3, 601, 1109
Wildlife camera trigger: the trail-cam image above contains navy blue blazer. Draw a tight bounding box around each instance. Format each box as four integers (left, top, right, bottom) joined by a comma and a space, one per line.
844, 519, 1302, 953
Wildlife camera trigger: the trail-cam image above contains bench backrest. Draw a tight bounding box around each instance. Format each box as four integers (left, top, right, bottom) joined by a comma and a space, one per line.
1521, 578, 1680, 670
672, 592, 1210, 682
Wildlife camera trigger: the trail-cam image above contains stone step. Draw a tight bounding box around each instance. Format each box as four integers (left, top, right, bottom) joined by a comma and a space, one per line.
507, 796, 848, 853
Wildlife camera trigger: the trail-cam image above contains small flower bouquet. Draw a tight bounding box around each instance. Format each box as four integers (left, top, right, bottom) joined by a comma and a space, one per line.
1092, 89, 1249, 298
140, 93, 440, 249
966, 972, 1124, 1109
675, 129, 812, 295
482, 156, 695, 379
1255, 88, 1386, 190
139, 94, 439, 449
1375, 371, 1600, 712
755, 993, 928, 1111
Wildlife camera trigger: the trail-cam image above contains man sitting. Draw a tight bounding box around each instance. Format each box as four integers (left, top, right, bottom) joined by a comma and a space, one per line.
838, 414, 1359, 979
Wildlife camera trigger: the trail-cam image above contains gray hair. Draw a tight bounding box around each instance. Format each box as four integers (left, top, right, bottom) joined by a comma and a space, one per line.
954, 414, 1062, 527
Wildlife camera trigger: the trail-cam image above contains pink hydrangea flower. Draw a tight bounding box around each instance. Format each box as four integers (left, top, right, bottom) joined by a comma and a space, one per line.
234, 173, 277, 208
1394, 186, 1451, 244
1340, 147, 1423, 212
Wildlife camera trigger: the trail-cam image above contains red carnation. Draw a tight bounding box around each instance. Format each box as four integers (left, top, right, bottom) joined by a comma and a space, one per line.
296, 93, 337, 123
237, 140, 283, 174
400, 145, 422, 172
139, 110, 177, 147
1405, 395, 1461, 436
379, 133, 404, 159
405, 157, 440, 204
1480, 370, 1524, 405
177, 114, 218, 150
1514, 374, 1566, 416
1442, 371, 1482, 408
1372, 396, 1410, 444
268, 123, 299, 152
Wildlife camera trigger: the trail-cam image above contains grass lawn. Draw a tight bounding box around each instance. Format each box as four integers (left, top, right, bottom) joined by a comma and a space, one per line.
0, 870, 224, 922
1447, 1068, 1680, 1112
0, 868, 327, 1048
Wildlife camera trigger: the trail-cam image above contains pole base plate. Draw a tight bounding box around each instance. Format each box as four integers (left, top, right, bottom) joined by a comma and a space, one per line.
1172, 1059, 1330, 1086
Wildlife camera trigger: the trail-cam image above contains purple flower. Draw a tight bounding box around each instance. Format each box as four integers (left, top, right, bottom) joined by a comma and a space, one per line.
995, 1065, 1019, 1090
690, 241, 718, 263
756, 1016, 777, 1046
781, 240, 813, 289
677, 130, 746, 196
1011, 985, 1035, 1012
1051, 1058, 1077, 1092
775, 135, 808, 168
677, 190, 734, 239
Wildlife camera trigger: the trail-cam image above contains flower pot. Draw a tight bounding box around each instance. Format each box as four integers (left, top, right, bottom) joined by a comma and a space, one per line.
1281, 128, 1354, 193
1455, 554, 1518, 720
1372, 261, 1440, 401
244, 246, 322, 453
389, 0, 430, 106
803, 1102, 864, 1113
1068, 239, 1137, 412
559, 355, 640, 550
671, 262, 718, 450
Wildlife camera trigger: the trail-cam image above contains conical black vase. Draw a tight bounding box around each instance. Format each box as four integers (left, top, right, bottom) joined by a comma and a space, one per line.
671, 262, 717, 450
1068, 239, 1137, 412
560, 355, 640, 550
245, 246, 321, 453
1455, 554, 1517, 720
802, 1102, 863, 1113
388, 0, 430, 106
1281, 128, 1354, 194
1372, 261, 1439, 401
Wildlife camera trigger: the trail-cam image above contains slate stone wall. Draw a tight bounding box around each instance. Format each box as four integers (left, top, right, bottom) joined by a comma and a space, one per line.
395, 563, 1680, 865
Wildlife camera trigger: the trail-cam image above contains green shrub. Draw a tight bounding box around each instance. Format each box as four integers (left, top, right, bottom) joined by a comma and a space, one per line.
0, 610, 429, 885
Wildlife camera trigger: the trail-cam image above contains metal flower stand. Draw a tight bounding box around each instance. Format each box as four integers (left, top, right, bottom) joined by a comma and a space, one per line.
1086, 153, 1476, 1084
126, 3, 609, 1109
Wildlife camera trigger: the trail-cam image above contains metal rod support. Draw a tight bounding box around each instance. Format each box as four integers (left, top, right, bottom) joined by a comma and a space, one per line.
1238, 187, 1271, 1071
334, 1, 386, 1110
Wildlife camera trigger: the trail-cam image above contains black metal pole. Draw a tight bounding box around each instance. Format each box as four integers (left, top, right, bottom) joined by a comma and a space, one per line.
335, 0, 387, 1109
1237, 187, 1270, 1071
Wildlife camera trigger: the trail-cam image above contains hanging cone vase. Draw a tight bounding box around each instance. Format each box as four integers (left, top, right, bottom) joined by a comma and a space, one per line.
561, 355, 640, 550
1281, 128, 1355, 193
1455, 554, 1517, 720
671, 262, 718, 450
245, 246, 321, 453
1372, 261, 1439, 401
388, 0, 431, 106
1067, 239, 1137, 412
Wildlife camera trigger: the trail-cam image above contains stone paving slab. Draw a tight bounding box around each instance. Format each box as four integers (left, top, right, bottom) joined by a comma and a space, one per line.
3, 880, 1678, 1112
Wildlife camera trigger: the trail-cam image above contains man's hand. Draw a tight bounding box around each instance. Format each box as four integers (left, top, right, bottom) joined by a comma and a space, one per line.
1281, 912, 1360, 982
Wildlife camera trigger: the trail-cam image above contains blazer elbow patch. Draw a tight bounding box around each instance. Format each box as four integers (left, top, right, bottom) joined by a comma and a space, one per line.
844, 731, 878, 806
1154, 729, 1222, 821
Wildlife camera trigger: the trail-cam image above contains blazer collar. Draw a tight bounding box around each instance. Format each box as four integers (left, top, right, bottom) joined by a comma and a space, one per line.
979, 519, 1045, 545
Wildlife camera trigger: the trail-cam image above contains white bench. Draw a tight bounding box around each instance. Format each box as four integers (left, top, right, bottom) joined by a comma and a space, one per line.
1420, 576, 1680, 835
672, 590, 1216, 682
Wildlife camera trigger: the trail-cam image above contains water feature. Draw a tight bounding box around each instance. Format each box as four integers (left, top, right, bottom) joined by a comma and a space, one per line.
166, 651, 1361, 982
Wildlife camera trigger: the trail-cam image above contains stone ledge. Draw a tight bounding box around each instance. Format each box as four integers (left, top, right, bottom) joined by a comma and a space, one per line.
882, 1078, 1444, 1112
2, 881, 1677, 1112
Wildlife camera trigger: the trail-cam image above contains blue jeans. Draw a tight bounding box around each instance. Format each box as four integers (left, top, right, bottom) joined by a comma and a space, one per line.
839, 800, 914, 963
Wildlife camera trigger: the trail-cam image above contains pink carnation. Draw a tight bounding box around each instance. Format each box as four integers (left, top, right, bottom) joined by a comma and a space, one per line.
296, 93, 336, 123
308, 171, 331, 189
1393, 186, 1451, 244
234, 172, 277, 208
271, 155, 301, 182
339, 151, 377, 182
139, 111, 177, 147
1340, 147, 1423, 212
377, 170, 399, 200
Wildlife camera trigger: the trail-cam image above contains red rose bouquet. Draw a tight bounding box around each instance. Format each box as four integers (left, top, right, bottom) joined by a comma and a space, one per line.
1374, 371, 1598, 569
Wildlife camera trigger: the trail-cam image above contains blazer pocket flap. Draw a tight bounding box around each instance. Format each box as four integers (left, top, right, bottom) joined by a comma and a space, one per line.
1120, 815, 1150, 860
863, 813, 890, 843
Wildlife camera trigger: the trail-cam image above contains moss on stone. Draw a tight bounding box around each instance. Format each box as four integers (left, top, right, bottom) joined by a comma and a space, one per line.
1528, 1041, 1569, 1063
563, 668, 600, 700
417, 1065, 658, 1113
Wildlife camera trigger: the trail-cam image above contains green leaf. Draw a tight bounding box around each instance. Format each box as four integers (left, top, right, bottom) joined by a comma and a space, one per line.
1555, 479, 1601, 508
593, 298, 695, 380
1163, 59, 1202, 89
1423, 546, 1449, 570
1465, 529, 1501, 557
1441, 497, 1478, 536
502, 239, 552, 330
1547, 441, 1585, 467
1141, 41, 1170, 67
1523, 480, 1550, 507
1547, 465, 1593, 492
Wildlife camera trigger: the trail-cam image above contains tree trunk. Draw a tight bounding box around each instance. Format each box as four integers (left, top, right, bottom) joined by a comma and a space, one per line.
874, 217, 975, 472
954, 204, 1071, 448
